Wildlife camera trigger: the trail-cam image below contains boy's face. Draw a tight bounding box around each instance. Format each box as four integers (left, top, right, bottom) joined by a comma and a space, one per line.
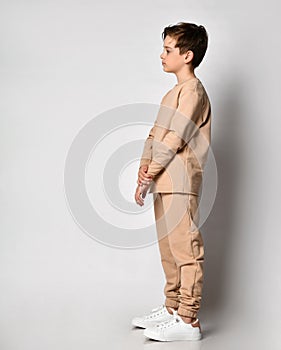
160, 35, 193, 73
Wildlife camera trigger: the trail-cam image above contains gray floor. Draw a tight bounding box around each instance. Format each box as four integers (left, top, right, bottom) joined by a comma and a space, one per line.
1, 269, 280, 350
1, 291, 280, 350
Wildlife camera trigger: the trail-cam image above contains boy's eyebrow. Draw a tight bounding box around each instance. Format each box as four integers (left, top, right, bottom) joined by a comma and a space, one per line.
163, 45, 174, 49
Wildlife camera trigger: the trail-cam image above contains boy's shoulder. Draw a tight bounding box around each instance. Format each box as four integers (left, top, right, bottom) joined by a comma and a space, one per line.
161, 78, 207, 105
176, 77, 206, 94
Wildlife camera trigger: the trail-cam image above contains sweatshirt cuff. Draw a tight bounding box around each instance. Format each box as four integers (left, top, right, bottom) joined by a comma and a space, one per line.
146, 160, 164, 177
139, 158, 151, 168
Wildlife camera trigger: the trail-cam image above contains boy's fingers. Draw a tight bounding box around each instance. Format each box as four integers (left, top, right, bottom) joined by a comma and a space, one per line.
137, 178, 152, 185
135, 193, 141, 205
135, 188, 144, 206
138, 169, 152, 178
141, 172, 152, 179
141, 174, 152, 180
141, 190, 147, 199
141, 181, 151, 186
139, 165, 148, 172
138, 174, 153, 182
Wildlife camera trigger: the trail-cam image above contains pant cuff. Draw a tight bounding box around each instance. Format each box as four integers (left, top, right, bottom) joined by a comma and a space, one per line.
177, 307, 198, 318
165, 301, 179, 310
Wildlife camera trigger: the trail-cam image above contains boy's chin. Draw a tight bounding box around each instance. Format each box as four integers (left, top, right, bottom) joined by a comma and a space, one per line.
162, 66, 173, 73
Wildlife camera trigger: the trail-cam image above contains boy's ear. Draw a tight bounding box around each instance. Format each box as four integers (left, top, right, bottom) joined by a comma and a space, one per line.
184, 50, 194, 63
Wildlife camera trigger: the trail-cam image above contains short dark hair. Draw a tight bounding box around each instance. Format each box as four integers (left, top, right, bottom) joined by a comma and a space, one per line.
162, 22, 208, 68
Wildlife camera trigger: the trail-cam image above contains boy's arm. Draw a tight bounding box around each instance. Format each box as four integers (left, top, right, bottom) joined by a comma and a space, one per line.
147, 86, 203, 177
139, 124, 156, 168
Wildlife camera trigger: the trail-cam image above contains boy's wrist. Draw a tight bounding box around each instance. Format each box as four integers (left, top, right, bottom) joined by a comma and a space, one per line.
139, 159, 151, 168
146, 173, 155, 179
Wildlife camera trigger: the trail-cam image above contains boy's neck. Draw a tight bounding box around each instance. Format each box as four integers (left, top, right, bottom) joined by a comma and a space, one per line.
175, 68, 196, 85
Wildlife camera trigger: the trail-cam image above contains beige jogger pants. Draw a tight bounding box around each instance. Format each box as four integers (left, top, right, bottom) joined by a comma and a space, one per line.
153, 192, 205, 319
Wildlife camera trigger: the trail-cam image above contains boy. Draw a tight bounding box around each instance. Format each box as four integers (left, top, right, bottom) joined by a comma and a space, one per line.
132, 22, 211, 341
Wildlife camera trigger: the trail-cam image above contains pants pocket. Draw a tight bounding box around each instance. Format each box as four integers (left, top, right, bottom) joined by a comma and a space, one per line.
187, 194, 200, 233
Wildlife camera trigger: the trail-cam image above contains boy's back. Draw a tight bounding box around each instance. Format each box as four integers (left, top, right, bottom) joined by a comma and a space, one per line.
139, 76, 211, 195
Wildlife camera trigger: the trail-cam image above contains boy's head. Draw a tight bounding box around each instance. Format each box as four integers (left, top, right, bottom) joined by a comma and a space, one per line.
160, 22, 208, 72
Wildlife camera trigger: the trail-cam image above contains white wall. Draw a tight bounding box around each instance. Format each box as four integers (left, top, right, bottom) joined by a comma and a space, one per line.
1, 0, 281, 349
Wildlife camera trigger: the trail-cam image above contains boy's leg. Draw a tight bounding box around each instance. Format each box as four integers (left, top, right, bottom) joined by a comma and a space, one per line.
153, 193, 180, 311
159, 193, 204, 319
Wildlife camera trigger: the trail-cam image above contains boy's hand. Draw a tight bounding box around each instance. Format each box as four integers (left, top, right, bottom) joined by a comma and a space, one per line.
134, 183, 150, 206
137, 165, 153, 186
135, 185, 144, 206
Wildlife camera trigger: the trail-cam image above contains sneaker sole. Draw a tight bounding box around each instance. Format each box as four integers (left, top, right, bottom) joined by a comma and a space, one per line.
143, 329, 202, 341
131, 322, 146, 329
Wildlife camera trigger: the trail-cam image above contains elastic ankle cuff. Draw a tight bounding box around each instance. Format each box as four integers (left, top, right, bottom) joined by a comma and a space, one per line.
165, 302, 179, 310
177, 308, 197, 319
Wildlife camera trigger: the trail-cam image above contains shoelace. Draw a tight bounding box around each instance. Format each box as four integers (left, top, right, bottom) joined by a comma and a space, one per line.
156, 314, 199, 329
156, 316, 180, 329
155, 309, 178, 328
144, 305, 165, 319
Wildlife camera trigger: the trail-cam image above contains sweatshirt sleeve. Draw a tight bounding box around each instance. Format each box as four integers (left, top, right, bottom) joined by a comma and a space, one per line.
138, 124, 156, 168
147, 86, 203, 177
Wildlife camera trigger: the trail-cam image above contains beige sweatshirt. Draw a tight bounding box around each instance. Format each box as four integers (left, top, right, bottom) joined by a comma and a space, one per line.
139, 77, 211, 196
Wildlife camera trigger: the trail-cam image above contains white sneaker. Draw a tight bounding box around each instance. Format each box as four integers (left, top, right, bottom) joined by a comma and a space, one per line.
131, 304, 175, 329
143, 311, 202, 341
